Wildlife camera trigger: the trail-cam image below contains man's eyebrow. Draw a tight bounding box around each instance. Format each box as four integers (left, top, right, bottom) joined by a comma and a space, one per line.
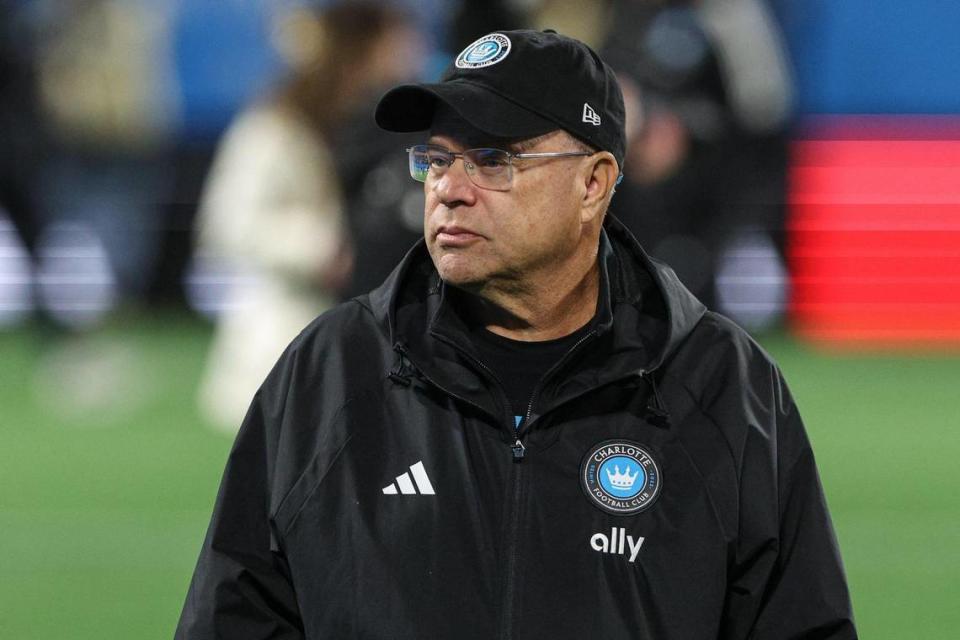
511, 133, 553, 153
510, 138, 536, 152
429, 132, 516, 149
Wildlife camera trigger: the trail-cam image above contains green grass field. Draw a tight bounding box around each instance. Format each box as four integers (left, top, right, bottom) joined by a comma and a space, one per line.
1, 312, 958, 638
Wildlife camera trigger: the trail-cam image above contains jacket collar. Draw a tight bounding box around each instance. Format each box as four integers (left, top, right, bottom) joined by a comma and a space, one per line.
367, 214, 706, 425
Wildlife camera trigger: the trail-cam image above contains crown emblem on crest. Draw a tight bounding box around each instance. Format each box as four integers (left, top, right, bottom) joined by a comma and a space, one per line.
606, 464, 639, 489
467, 42, 498, 61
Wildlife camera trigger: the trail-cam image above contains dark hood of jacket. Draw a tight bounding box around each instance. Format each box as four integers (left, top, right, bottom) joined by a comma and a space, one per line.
364, 214, 707, 428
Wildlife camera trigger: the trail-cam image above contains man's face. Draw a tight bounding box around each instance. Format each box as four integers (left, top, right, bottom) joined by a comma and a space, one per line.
423, 109, 588, 293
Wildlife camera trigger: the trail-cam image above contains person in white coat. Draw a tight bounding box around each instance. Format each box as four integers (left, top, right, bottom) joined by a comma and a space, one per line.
195, 3, 421, 431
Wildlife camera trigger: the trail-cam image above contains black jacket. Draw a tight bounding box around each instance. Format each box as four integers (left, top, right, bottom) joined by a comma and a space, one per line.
176, 217, 856, 639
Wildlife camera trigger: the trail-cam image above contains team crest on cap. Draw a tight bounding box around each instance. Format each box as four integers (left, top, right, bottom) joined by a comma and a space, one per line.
455, 33, 511, 69
581, 440, 662, 516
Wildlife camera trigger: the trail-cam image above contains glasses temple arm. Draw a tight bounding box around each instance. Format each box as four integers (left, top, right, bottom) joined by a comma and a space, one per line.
512, 151, 594, 159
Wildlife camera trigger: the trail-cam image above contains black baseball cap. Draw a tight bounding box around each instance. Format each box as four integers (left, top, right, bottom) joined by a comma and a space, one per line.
375, 29, 626, 168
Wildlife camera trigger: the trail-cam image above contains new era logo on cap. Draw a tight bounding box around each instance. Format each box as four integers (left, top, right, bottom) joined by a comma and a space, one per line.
582, 103, 601, 126
383, 460, 435, 495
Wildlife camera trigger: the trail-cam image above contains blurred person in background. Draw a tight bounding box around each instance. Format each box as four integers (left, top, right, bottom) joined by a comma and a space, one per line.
0, 1, 46, 260
195, 2, 420, 432
21, 0, 178, 327
0, 1, 47, 326
602, 0, 793, 327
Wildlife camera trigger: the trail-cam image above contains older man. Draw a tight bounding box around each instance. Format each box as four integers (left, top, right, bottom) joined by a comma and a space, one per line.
176, 30, 856, 639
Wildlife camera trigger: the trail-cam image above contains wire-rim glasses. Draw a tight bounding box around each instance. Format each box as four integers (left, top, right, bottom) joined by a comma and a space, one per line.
406, 144, 593, 192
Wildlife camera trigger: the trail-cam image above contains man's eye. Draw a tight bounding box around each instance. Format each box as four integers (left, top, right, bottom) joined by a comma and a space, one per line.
429, 155, 452, 168
479, 157, 508, 168
473, 152, 509, 169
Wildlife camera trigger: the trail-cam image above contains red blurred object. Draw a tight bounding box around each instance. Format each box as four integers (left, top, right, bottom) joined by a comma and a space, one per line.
788, 117, 960, 346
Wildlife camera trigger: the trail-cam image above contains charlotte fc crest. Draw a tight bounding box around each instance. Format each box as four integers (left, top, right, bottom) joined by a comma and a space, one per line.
581, 440, 662, 515
455, 33, 512, 69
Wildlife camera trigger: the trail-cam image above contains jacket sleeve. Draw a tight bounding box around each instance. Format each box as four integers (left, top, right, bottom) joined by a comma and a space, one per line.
175, 388, 304, 640
721, 365, 857, 640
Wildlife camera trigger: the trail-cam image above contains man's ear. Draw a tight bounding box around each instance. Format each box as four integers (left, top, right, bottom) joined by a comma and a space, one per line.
581, 152, 619, 224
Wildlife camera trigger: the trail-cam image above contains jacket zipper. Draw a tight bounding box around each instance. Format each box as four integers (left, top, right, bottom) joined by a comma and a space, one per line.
499, 460, 524, 640
498, 328, 598, 640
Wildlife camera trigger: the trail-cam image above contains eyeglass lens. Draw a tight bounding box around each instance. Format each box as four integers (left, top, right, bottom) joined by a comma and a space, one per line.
408, 145, 513, 191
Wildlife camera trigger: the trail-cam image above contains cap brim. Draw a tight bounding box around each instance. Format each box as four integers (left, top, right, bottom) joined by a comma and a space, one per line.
375, 80, 559, 139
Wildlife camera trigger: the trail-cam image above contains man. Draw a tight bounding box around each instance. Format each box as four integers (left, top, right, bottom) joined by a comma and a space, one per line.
176, 30, 856, 639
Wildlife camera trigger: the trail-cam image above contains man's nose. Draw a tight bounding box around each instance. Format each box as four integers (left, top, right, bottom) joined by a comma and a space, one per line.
433, 158, 477, 207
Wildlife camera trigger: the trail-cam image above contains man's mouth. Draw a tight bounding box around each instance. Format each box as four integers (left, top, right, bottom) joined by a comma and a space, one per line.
436, 225, 483, 247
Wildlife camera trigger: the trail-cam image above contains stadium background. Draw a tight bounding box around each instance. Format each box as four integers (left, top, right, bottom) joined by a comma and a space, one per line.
2, 1, 958, 637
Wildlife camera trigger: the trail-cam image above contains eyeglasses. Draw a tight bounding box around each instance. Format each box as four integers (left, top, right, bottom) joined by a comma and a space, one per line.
406, 144, 593, 192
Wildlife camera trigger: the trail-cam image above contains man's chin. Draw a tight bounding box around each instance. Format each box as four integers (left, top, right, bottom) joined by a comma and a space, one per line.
433, 252, 484, 285
436, 268, 484, 290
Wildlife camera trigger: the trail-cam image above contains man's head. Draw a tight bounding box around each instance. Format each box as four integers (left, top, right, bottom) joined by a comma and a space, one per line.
375, 29, 625, 294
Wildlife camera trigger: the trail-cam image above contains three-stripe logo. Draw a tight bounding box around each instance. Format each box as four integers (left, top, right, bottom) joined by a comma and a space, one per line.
382, 461, 435, 495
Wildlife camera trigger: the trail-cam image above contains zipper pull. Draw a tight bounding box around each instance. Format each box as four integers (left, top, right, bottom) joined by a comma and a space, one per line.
511, 439, 526, 463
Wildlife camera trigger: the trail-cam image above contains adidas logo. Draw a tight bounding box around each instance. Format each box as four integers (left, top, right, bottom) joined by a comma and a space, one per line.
382, 460, 435, 495
582, 102, 601, 126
